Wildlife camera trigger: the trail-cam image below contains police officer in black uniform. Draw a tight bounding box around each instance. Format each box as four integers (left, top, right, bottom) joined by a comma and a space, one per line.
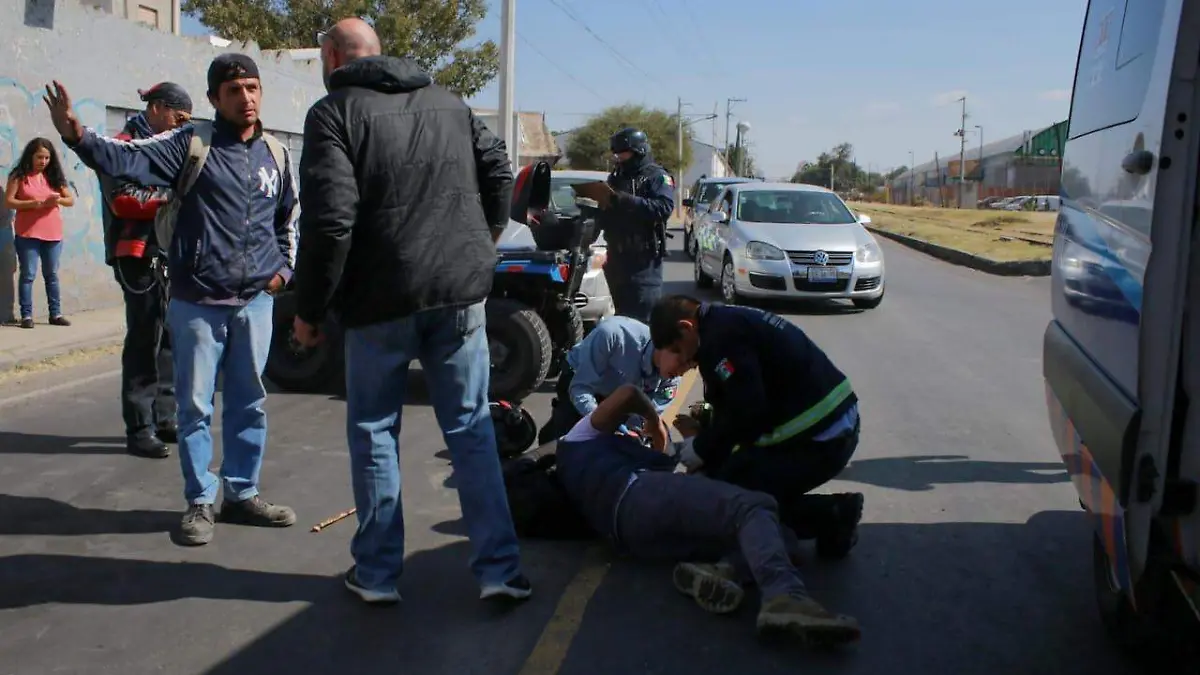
648, 294, 866, 559
595, 127, 675, 322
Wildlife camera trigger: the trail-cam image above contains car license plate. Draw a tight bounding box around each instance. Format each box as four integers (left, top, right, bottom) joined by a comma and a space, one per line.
807, 267, 838, 283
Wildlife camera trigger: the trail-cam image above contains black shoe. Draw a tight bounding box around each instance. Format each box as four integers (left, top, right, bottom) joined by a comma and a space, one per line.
480, 573, 533, 602
19, 318, 33, 329
155, 422, 178, 444
217, 495, 297, 528
49, 315, 71, 326
177, 504, 215, 546
127, 434, 170, 459
815, 493, 864, 560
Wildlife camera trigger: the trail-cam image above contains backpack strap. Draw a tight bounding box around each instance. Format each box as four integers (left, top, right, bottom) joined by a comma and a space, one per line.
176, 122, 213, 198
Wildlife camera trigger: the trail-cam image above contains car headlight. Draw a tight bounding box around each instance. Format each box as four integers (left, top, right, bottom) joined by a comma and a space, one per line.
744, 241, 785, 261
855, 241, 882, 263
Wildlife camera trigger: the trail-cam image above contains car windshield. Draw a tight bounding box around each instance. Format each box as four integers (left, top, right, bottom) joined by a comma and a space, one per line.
696, 182, 731, 203
550, 179, 593, 215
735, 190, 857, 224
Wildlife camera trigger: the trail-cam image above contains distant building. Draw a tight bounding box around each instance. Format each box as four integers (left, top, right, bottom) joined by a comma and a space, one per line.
889, 121, 1066, 206
81, 0, 180, 34
471, 109, 559, 168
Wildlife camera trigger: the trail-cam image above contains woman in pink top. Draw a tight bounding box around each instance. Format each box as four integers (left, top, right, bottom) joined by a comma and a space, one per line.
4, 138, 75, 328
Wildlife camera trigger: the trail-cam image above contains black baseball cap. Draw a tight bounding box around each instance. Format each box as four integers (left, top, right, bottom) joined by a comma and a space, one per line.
206, 53, 261, 95
138, 82, 193, 112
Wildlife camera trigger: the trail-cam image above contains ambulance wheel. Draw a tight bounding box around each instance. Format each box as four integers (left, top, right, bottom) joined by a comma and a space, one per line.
265, 290, 344, 393
487, 298, 552, 403
694, 253, 714, 289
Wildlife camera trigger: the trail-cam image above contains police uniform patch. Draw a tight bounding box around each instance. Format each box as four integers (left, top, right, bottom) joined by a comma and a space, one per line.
662, 383, 678, 400
714, 358, 734, 380
662, 174, 674, 188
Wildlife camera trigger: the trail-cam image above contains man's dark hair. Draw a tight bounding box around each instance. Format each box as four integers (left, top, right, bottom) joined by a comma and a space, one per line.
649, 295, 702, 348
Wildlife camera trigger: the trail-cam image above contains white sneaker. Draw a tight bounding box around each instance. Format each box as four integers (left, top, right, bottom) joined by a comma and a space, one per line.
344, 566, 401, 605
480, 573, 533, 601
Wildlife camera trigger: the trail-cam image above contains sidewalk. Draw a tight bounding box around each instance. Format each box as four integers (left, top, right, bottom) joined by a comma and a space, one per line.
0, 305, 126, 372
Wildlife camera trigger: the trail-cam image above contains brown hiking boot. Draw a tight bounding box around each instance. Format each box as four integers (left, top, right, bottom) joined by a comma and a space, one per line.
672, 561, 744, 614
757, 594, 861, 646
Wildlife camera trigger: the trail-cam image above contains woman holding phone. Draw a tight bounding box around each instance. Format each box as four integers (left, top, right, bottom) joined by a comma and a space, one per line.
5, 137, 74, 328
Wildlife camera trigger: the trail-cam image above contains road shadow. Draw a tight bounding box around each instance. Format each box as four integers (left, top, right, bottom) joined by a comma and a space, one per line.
265, 368, 433, 407
0, 512, 1145, 674
0, 431, 127, 456
560, 510, 1137, 674
0, 494, 175, 535
838, 454, 1070, 492
0, 552, 338, 611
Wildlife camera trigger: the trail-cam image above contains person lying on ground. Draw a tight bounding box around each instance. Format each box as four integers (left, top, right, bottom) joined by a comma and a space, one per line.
554, 383, 861, 645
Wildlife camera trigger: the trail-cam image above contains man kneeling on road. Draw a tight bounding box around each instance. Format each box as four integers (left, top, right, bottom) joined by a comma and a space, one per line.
555, 383, 861, 644
537, 315, 681, 445
649, 295, 865, 558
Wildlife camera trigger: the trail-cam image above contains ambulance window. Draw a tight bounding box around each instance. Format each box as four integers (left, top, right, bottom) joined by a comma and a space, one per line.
1116, 0, 1166, 70
1067, 0, 1164, 139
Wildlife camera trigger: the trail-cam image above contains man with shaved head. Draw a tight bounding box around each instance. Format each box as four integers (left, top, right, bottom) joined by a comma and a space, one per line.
293, 18, 529, 606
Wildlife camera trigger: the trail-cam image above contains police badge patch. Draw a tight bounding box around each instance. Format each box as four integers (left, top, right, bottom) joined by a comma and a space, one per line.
662, 174, 674, 188
714, 358, 734, 380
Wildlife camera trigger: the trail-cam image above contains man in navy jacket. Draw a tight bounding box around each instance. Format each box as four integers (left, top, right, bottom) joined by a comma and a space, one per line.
43, 54, 299, 547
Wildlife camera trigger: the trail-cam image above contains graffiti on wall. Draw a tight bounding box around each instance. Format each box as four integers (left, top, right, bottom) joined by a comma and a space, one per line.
0, 77, 110, 320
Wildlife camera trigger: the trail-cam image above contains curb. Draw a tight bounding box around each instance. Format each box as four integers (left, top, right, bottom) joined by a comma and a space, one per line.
866, 226, 1051, 277
0, 333, 124, 375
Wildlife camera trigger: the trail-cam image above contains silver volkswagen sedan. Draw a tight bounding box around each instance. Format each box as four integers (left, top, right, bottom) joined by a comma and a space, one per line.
692, 182, 886, 309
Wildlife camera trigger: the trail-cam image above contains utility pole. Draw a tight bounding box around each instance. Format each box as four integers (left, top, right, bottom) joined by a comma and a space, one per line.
676, 97, 687, 217
956, 95, 967, 209
725, 97, 746, 167
975, 124, 984, 199
711, 102, 718, 151
498, 0, 517, 168
909, 150, 916, 206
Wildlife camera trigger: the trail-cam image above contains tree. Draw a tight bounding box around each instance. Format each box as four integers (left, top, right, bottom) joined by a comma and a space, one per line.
565, 104, 693, 179
182, 0, 499, 98
725, 144, 758, 177
789, 142, 867, 190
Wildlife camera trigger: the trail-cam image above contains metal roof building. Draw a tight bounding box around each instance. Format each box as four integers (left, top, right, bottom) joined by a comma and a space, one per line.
890, 120, 1066, 206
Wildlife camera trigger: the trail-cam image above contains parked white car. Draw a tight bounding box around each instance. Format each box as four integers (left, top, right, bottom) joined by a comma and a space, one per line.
497, 169, 615, 325
692, 182, 886, 309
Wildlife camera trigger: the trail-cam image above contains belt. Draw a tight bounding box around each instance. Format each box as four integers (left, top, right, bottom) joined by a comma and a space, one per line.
733, 379, 854, 452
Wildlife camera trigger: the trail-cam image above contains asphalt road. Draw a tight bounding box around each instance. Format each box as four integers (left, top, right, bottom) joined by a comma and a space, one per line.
0, 235, 1143, 675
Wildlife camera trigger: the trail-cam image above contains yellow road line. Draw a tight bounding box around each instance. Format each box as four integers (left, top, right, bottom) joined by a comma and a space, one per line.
517, 369, 699, 675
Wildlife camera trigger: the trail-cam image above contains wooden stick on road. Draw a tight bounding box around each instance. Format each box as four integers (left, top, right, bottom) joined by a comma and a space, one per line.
311, 507, 356, 532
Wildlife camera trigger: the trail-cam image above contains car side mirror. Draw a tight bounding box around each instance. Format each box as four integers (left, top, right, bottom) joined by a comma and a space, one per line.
682, 198, 694, 208
857, 213, 872, 225
711, 210, 729, 223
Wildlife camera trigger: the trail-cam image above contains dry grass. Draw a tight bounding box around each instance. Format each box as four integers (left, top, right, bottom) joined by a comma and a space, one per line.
0, 343, 121, 384
847, 202, 1057, 262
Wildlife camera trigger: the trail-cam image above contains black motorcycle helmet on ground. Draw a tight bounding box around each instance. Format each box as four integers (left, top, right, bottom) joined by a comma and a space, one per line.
610, 127, 651, 159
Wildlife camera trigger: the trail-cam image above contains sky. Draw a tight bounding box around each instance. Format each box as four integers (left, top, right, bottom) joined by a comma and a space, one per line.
184, 0, 1088, 178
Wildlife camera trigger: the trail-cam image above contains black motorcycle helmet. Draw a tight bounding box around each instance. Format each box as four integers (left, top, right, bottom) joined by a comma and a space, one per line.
490, 401, 538, 460
610, 127, 650, 157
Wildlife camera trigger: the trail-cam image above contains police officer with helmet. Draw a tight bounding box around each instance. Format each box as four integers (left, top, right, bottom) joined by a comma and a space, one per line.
586, 127, 675, 322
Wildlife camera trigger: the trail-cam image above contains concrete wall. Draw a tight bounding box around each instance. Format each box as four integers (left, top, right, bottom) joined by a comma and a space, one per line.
1, 0, 325, 322
85, 0, 181, 34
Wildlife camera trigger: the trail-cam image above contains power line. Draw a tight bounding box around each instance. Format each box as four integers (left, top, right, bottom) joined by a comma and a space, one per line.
516, 31, 606, 102
544, 0, 668, 88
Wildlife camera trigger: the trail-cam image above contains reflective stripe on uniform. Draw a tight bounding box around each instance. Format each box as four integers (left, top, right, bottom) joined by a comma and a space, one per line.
732, 378, 854, 453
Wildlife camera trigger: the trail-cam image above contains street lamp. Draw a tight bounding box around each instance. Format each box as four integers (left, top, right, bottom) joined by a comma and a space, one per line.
975, 125, 984, 198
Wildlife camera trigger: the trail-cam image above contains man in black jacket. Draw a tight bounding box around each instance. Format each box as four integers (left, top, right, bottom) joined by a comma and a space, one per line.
292, 18, 530, 606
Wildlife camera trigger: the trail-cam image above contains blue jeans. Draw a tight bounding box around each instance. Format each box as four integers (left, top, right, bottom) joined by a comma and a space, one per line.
168, 292, 275, 505
15, 236, 63, 319
344, 301, 522, 591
